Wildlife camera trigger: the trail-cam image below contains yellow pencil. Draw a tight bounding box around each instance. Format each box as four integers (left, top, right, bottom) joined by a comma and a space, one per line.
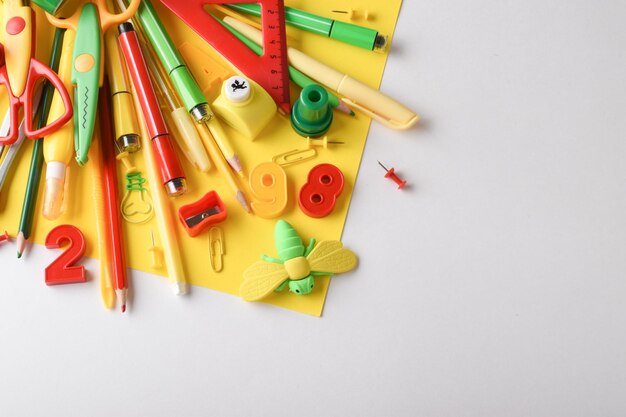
203, 117, 244, 177
197, 124, 251, 213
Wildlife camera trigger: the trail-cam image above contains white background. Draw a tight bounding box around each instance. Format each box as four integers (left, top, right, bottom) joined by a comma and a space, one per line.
2, 1, 626, 416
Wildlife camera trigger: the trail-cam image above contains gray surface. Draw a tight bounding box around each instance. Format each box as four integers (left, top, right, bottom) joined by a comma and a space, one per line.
2, 1, 626, 416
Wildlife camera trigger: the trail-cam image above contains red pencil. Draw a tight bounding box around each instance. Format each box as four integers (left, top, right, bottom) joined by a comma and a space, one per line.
117, 22, 187, 197
99, 81, 129, 313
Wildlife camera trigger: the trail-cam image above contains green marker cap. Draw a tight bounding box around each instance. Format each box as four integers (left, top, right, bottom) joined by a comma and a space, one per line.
290, 84, 333, 138
136, 0, 209, 119
227, 3, 386, 51
330, 21, 380, 51
31, 0, 66, 15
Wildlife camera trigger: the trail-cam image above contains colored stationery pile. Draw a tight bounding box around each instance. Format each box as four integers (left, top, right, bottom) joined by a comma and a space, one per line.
0, 0, 415, 316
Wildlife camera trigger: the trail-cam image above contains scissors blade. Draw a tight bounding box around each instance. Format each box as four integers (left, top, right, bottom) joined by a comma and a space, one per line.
0, 107, 11, 137
72, 3, 101, 166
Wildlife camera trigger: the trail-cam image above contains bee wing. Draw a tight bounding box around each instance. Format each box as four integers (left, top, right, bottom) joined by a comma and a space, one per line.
240, 261, 290, 301
307, 240, 358, 274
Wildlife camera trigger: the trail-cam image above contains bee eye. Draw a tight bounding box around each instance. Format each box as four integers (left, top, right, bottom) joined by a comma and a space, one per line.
295, 289, 300, 293
310, 284, 314, 289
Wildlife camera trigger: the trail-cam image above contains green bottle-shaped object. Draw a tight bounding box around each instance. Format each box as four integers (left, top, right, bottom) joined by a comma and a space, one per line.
290, 84, 333, 138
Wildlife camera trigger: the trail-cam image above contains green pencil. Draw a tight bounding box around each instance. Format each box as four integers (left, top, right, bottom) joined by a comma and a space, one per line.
216, 16, 354, 116
17, 28, 65, 258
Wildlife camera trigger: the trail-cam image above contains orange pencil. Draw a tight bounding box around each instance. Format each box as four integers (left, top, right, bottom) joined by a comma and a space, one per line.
99, 81, 129, 312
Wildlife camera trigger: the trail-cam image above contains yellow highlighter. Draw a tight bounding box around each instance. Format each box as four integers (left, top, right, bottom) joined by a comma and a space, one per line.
104, 24, 141, 153
140, 124, 188, 295
128, 74, 188, 295
43, 29, 75, 220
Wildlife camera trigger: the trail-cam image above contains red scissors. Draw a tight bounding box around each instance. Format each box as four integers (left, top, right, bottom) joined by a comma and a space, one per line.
0, 0, 72, 145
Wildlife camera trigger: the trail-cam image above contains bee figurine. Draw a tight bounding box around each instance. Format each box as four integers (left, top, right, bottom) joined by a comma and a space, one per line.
240, 220, 358, 301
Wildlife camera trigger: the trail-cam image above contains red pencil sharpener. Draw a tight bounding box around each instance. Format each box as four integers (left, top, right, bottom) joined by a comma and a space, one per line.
178, 191, 228, 237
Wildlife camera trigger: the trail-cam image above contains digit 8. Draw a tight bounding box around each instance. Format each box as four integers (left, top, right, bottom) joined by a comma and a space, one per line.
298, 164, 344, 218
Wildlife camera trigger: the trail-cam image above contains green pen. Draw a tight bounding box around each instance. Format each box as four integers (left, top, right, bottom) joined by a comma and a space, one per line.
216, 16, 353, 116
227, 4, 388, 52
122, 0, 213, 123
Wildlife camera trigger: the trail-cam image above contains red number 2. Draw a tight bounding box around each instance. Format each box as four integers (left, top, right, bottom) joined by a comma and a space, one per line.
298, 164, 345, 218
45, 225, 87, 286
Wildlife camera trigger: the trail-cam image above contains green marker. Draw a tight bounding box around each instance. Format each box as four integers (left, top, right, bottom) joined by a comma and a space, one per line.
216, 16, 353, 115
227, 4, 388, 52
126, 0, 212, 122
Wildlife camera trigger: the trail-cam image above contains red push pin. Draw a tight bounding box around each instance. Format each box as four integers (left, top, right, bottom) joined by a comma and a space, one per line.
378, 161, 407, 189
0, 230, 10, 244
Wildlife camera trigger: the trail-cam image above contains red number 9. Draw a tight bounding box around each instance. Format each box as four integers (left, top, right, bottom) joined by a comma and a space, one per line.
298, 164, 344, 218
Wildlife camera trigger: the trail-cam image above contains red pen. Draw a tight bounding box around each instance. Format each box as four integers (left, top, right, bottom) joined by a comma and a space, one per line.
117, 22, 187, 196
99, 81, 129, 312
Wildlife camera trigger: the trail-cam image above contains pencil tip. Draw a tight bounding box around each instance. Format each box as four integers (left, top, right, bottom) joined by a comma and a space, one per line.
236, 190, 252, 214
227, 156, 244, 177
336, 101, 354, 116
116, 289, 128, 313
16, 232, 25, 258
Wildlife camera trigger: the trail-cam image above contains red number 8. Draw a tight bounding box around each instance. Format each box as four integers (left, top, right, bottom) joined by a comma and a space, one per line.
298, 164, 344, 218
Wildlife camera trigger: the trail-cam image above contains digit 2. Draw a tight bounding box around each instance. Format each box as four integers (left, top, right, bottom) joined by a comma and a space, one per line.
45, 225, 87, 286
298, 164, 345, 218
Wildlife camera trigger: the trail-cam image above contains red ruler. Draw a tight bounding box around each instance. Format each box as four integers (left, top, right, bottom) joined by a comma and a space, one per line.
161, 0, 291, 114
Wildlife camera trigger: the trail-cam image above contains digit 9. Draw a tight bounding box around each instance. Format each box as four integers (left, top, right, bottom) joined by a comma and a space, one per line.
298, 164, 344, 218
249, 162, 288, 218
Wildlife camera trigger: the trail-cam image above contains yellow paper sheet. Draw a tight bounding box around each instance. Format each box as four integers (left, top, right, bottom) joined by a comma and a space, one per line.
0, 0, 403, 316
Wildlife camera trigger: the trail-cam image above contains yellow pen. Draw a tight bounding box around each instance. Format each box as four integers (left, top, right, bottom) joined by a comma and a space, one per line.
104, 18, 141, 153
223, 17, 419, 130
42, 29, 75, 220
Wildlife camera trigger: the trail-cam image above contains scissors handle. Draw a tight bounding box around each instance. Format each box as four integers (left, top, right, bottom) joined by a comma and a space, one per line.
46, 11, 80, 31
0, 66, 21, 145
98, 0, 141, 31
23, 58, 73, 140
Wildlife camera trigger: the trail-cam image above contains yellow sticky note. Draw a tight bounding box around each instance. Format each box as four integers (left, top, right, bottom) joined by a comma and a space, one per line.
0, 0, 404, 316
